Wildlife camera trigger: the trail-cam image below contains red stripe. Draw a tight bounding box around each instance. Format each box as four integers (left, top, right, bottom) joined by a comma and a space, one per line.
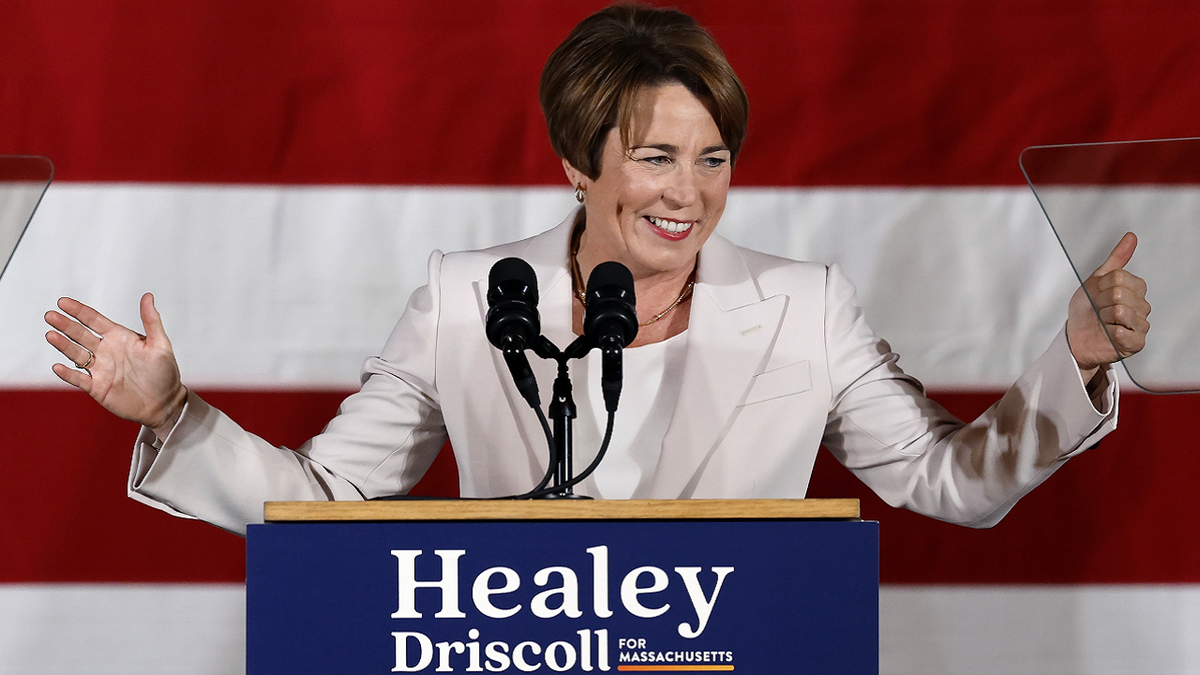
809, 391, 1200, 584
3, 1, 1198, 186
2, 388, 1196, 584
0, 389, 453, 583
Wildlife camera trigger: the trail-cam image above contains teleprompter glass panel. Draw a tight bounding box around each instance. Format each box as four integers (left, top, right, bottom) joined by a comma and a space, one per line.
1021, 138, 1200, 393
0, 156, 54, 284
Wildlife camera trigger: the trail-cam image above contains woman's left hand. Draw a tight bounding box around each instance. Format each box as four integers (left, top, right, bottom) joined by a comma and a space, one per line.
1066, 232, 1151, 379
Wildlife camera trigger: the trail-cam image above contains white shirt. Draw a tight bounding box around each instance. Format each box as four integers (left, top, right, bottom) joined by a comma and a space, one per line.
572, 331, 689, 499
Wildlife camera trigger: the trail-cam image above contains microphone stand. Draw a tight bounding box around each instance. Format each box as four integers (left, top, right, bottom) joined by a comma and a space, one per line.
531, 335, 593, 499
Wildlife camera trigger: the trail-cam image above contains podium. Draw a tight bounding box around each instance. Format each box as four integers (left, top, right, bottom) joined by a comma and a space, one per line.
248, 499, 877, 674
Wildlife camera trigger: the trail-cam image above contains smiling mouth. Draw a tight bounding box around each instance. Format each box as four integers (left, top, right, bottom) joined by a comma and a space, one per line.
647, 215, 694, 236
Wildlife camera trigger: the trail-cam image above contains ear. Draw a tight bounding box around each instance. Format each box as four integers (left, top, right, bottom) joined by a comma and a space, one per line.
562, 157, 588, 191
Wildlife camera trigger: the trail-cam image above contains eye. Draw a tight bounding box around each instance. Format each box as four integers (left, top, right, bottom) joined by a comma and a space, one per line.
640, 155, 672, 166
701, 156, 728, 169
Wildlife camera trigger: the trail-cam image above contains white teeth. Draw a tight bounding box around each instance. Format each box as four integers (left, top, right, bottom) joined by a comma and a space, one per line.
648, 216, 693, 234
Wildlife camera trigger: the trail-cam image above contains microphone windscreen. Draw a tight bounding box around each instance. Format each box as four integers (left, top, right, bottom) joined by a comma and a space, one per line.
489, 257, 538, 301
584, 261, 638, 349
585, 261, 635, 298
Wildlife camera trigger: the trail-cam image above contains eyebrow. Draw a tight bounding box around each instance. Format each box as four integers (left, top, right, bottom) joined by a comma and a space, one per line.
633, 143, 731, 155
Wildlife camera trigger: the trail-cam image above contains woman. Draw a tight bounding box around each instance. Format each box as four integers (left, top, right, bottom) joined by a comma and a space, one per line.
44, 5, 1149, 536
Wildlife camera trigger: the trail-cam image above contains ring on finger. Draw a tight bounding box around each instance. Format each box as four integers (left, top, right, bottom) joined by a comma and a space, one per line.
74, 348, 94, 370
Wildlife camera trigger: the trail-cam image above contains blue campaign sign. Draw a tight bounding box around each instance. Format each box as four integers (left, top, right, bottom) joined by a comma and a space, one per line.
247, 519, 878, 674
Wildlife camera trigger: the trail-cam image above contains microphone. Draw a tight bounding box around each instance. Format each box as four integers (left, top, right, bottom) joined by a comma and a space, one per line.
486, 257, 541, 408
583, 261, 638, 412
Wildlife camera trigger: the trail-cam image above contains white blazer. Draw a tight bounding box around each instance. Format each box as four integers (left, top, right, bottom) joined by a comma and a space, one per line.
130, 214, 1117, 535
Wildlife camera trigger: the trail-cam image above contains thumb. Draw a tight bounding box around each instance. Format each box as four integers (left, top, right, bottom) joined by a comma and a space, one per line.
1091, 231, 1137, 278
139, 292, 170, 343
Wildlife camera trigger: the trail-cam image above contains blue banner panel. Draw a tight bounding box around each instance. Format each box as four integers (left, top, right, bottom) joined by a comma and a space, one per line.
247, 519, 877, 674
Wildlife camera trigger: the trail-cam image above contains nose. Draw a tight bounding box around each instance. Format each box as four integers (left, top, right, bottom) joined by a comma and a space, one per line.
662, 164, 698, 208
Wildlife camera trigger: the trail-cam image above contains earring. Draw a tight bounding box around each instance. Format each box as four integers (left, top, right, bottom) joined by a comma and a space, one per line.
574, 185, 585, 203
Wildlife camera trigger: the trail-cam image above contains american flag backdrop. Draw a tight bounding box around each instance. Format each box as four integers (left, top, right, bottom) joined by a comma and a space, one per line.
2, 1, 1199, 673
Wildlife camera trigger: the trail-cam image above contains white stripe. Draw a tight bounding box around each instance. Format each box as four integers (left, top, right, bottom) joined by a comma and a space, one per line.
882, 585, 1200, 675
0, 584, 244, 675
3, 184, 1192, 388
3, 584, 1197, 674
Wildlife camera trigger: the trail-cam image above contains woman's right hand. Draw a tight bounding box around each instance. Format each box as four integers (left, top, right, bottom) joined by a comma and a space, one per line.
45, 292, 188, 441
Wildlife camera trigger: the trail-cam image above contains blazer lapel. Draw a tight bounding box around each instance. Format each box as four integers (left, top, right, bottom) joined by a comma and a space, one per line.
646, 234, 787, 498
486, 211, 576, 346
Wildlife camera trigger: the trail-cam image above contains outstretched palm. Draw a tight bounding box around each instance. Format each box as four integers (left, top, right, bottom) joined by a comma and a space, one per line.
45, 293, 187, 434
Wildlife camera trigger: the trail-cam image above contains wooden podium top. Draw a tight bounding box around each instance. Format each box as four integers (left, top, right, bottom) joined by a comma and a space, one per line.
263, 498, 859, 522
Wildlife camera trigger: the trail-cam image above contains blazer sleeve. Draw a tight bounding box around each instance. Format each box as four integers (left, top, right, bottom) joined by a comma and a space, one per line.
127, 251, 451, 535
819, 264, 1117, 528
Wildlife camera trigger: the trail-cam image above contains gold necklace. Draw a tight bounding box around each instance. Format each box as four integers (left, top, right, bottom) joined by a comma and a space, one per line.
569, 221, 696, 327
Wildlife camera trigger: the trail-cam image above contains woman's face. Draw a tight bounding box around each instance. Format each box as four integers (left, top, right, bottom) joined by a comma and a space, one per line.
571, 83, 732, 281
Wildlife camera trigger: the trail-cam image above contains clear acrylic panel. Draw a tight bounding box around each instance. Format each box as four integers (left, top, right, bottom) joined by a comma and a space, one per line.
1020, 138, 1200, 394
0, 155, 54, 284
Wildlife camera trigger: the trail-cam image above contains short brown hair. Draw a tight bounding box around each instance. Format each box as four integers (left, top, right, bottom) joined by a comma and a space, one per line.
539, 4, 749, 180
